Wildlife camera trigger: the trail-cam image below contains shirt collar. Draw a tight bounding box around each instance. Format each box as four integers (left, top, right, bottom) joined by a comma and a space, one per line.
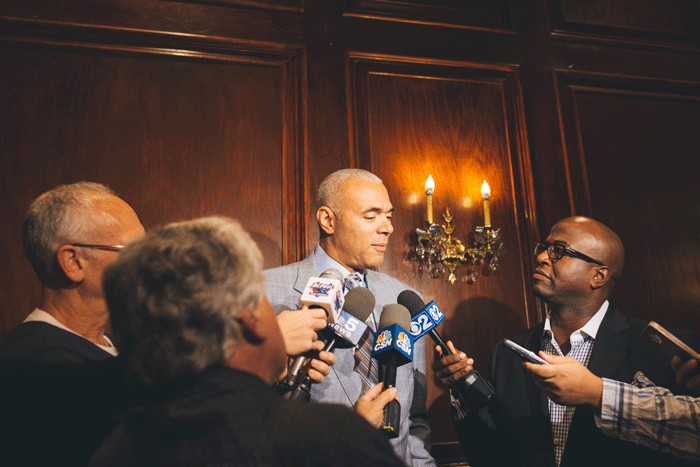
543, 300, 610, 340
313, 245, 366, 285
24, 308, 118, 356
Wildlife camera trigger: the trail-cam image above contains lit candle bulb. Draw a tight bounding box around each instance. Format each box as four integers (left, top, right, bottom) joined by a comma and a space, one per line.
481, 180, 491, 228
425, 175, 435, 224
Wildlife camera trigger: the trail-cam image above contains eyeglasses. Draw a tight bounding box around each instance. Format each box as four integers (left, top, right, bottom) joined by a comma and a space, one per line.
534, 242, 604, 266
70, 243, 125, 252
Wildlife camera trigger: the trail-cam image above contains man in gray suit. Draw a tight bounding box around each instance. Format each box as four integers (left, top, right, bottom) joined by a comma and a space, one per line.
264, 168, 435, 467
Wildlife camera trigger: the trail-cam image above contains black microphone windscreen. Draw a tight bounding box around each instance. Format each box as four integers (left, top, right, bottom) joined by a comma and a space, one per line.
397, 290, 426, 318
320, 268, 343, 282
379, 304, 411, 330
343, 287, 375, 322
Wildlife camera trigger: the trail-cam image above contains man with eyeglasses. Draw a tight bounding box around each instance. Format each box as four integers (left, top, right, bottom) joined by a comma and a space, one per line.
0, 182, 145, 362
432, 216, 699, 467
0, 182, 144, 465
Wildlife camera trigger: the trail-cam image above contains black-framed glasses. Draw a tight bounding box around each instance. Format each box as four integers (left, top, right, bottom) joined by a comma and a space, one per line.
70, 243, 125, 252
534, 242, 604, 266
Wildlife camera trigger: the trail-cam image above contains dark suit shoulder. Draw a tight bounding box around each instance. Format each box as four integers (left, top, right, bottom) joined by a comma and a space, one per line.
0, 321, 113, 363
281, 401, 406, 467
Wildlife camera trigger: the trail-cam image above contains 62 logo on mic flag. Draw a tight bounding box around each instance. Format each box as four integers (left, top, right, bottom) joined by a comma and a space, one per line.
409, 301, 445, 339
372, 324, 414, 366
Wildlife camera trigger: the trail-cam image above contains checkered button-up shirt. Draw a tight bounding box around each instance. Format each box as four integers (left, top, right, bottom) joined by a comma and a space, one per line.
541, 301, 609, 466
595, 372, 700, 463
541, 329, 594, 466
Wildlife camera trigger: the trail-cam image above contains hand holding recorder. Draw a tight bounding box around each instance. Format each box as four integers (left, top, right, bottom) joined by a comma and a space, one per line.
523, 352, 603, 410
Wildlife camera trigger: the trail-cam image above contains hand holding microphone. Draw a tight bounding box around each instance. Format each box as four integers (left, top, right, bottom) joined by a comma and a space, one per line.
398, 290, 494, 411
279, 286, 376, 401
355, 382, 399, 429
433, 341, 475, 385
277, 307, 327, 356
285, 269, 345, 386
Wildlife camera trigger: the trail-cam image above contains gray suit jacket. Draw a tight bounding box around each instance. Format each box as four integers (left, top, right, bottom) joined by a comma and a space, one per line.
264, 250, 435, 467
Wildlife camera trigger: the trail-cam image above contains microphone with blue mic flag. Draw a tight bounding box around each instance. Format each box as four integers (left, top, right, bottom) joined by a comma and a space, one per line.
398, 290, 494, 410
372, 304, 414, 438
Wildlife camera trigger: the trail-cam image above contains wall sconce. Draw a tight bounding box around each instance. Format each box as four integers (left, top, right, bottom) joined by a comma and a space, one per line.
409, 176, 504, 284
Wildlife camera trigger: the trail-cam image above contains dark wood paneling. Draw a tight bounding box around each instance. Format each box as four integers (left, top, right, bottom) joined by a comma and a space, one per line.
348, 53, 539, 446
547, 0, 700, 52
345, 0, 513, 31
0, 0, 304, 45
172, 0, 303, 11
2, 0, 700, 465
0, 37, 304, 336
554, 69, 700, 336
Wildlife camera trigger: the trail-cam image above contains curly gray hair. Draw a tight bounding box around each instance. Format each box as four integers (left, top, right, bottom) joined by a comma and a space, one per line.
23, 182, 116, 285
103, 216, 265, 387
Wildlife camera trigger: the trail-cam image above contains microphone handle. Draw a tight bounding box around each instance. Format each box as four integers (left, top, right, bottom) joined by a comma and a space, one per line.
282, 336, 338, 401
428, 329, 494, 410
380, 354, 400, 439
284, 376, 312, 401
288, 325, 340, 385
287, 355, 308, 385
429, 329, 451, 355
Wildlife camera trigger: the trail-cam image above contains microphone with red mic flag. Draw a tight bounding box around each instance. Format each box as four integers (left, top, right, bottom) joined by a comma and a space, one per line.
286, 269, 344, 386
279, 287, 375, 401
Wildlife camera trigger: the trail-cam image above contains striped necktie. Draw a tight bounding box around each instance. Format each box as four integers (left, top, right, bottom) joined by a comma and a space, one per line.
345, 273, 379, 393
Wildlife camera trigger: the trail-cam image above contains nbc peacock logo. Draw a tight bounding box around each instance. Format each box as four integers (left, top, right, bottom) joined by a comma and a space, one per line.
374, 330, 393, 351
397, 331, 412, 355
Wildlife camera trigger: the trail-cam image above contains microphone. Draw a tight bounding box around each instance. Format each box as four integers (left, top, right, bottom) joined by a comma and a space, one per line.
281, 287, 376, 401
286, 269, 345, 386
371, 304, 414, 438
325, 287, 374, 349
397, 290, 494, 410
299, 268, 344, 324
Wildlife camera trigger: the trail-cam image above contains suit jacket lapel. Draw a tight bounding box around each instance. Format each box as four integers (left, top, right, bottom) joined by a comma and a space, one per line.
293, 253, 318, 297
524, 323, 550, 417
587, 305, 629, 378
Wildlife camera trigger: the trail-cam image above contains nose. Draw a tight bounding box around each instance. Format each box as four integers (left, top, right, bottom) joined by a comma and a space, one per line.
536, 249, 551, 265
380, 215, 393, 235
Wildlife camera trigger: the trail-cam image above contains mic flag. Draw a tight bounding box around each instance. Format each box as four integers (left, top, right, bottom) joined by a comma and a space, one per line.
408, 300, 445, 340
372, 325, 414, 365
299, 269, 344, 324
326, 286, 373, 348
372, 304, 414, 438
398, 290, 494, 410
280, 287, 375, 402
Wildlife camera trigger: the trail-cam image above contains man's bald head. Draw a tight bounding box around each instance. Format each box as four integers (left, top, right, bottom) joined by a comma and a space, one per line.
552, 216, 625, 281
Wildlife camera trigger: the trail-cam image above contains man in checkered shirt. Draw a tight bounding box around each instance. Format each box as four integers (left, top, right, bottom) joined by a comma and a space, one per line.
524, 350, 700, 463
433, 216, 699, 467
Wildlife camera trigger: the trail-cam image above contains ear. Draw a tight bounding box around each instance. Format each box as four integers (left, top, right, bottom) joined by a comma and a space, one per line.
590, 266, 612, 290
56, 244, 86, 283
316, 206, 336, 236
236, 310, 265, 344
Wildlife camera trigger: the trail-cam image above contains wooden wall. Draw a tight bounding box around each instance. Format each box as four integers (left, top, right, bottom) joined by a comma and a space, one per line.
2, 1, 699, 464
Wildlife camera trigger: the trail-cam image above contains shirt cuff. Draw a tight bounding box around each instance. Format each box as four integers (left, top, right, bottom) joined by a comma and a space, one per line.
595, 377, 620, 433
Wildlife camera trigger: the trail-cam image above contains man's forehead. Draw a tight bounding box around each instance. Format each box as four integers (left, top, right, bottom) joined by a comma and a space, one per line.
341, 180, 392, 209
547, 220, 598, 247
